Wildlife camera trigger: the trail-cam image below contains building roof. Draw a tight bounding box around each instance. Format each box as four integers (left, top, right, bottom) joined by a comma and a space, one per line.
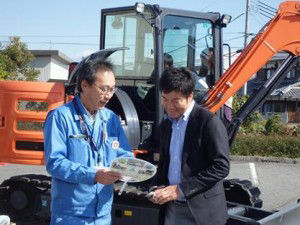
269, 82, 300, 100
268, 52, 288, 62
30, 50, 73, 64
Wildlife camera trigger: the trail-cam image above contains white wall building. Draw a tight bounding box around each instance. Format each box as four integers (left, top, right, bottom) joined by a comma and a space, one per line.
30, 50, 73, 82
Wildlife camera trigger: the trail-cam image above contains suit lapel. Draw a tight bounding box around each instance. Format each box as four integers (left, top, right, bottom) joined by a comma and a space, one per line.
164, 119, 172, 158
182, 104, 198, 165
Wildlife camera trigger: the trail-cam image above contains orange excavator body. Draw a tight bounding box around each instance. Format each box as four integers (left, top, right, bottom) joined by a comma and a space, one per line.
0, 81, 65, 165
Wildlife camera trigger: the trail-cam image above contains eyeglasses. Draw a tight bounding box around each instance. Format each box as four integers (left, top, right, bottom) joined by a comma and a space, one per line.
93, 84, 117, 95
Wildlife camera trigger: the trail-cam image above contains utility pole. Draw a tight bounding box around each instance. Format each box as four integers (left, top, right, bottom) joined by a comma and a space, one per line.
244, 0, 250, 48
241, 0, 250, 95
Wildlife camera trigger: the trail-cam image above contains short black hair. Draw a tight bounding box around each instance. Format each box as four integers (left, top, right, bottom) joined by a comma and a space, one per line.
76, 59, 114, 93
159, 67, 195, 97
164, 53, 173, 67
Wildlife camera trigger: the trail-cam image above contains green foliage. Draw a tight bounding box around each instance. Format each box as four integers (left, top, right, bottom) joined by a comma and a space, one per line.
0, 63, 9, 80
232, 94, 249, 114
230, 96, 300, 158
0, 36, 39, 81
264, 114, 285, 135
292, 124, 300, 136
231, 134, 300, 158
240, 111, 266, 134
232, 95, 266, 134
230, 93, 300, 159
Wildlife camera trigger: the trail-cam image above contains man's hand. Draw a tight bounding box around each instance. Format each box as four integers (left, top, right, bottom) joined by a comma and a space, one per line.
95, 168, 121, 185
150, 185, 180, 205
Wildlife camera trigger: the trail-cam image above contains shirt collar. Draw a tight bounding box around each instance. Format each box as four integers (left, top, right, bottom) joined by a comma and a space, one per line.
74, 95, 98, 122
182, 100, 195, 121
74, 94, 97, 116
82, 103, 97, 118
80, 99, 98, 124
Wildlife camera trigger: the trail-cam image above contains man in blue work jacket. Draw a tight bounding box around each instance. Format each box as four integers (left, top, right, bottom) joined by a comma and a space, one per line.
44, 58, 133, 225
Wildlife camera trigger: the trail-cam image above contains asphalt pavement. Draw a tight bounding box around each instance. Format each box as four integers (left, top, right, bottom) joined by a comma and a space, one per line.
0, 157, 300, 212
227, 159, 300, 211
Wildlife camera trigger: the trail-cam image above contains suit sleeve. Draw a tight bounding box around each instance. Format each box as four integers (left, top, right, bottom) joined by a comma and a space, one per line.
179, 116, 230, 198
44, 110, 97, 185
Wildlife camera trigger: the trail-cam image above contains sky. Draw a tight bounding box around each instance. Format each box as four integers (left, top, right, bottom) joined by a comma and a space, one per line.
0, 0, 283, 61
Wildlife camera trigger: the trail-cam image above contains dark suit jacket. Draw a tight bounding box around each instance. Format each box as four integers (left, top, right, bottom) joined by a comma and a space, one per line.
157, 103, 230, 225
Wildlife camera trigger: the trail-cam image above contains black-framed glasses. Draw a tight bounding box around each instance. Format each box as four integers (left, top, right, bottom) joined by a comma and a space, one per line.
93, 84, 117, 95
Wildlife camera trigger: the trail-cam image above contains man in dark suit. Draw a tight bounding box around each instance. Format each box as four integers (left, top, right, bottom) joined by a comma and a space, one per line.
150, 67, 230, 225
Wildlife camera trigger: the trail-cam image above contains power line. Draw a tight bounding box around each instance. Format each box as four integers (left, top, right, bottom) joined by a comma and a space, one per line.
224, 32, 247, 34
0, 35, 99, 38
257, 4, 276, 15
252, 0, 276, 19
250, 2, 273, 29
235, 32, 256, 36
0, 40, 98, 46
257, 5, 275, 19
257, 0, 277, 12
231, 13, 245, 23
224, 35, 245, 42
258, 10, 273, 19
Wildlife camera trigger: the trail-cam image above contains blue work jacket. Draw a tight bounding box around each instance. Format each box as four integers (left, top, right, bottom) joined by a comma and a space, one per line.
44, 95, 133, 218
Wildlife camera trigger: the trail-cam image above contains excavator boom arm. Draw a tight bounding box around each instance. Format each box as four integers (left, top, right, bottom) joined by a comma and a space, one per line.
204, 1, 300, 112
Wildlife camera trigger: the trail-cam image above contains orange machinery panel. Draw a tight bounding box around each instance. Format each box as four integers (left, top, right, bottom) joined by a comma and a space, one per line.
0, 80, 65, 165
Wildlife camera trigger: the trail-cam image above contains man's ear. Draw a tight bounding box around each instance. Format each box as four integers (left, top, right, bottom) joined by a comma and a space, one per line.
81, 80, 88, 91
188, 92, 194, 101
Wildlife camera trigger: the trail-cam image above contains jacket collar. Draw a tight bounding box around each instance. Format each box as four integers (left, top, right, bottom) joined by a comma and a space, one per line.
72, 95, 108, 123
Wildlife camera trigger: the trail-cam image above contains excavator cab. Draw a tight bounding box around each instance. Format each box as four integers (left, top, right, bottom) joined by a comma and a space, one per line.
100, 3, 230, 152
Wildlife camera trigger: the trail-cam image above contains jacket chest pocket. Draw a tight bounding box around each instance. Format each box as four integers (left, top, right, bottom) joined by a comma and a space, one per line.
67, 137, 93, 165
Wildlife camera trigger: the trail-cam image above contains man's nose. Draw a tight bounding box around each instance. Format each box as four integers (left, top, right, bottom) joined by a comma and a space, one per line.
165, 103, 174, 111
102, 92, 113, 99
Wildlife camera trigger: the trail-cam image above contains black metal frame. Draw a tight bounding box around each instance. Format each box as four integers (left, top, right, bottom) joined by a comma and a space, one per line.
227, 54, 298, 146
100, 4, 225, 144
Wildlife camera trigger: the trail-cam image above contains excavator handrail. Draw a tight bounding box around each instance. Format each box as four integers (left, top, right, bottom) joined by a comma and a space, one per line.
204, 1, 300, 112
